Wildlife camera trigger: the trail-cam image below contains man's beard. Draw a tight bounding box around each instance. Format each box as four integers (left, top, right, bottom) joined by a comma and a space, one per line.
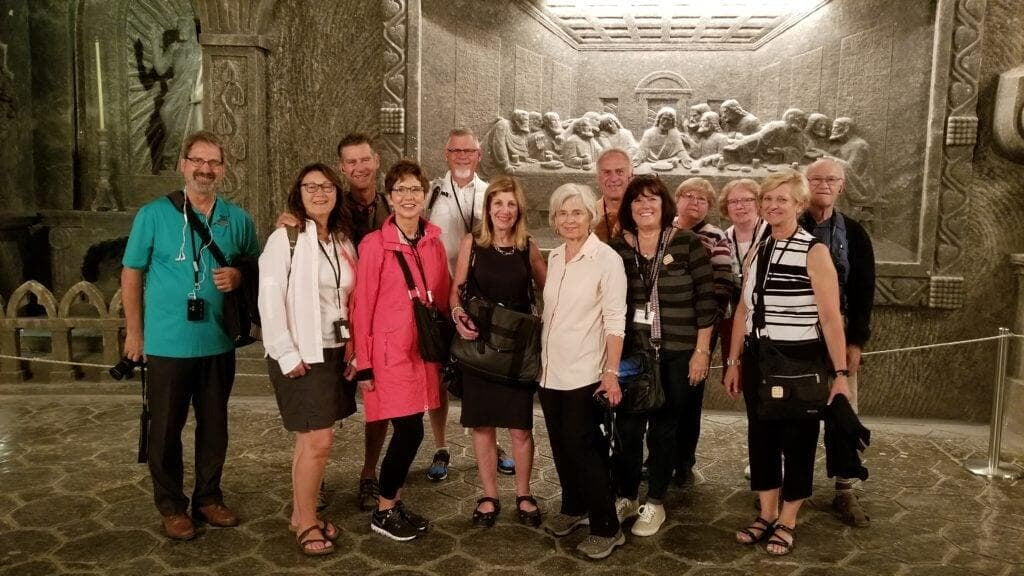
452, 167, 473, 180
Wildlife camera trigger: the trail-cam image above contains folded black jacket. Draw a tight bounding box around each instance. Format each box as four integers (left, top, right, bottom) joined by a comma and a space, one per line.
825, 394, 870, 481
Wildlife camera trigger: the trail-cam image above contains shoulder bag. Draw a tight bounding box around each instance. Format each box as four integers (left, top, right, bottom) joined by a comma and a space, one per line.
751, 236, 830, 420
450, 241, 541, 387
393, 247, 454, 364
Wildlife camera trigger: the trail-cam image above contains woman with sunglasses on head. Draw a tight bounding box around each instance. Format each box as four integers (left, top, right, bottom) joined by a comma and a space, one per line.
258, 163, 358, 556
351, 159, 450, 542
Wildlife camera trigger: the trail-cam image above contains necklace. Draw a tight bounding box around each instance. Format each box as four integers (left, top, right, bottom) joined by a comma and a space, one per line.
494, 244, 516, 256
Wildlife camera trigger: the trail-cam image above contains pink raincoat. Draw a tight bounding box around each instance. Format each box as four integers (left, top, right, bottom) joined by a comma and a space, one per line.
353, 216, 450, 422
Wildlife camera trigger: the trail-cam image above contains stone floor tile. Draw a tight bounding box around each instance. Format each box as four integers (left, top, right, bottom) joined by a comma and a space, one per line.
0, 528, 61, 566
51, 529, 160, 570
11, 494, 104, 528
0, 559, 62, 576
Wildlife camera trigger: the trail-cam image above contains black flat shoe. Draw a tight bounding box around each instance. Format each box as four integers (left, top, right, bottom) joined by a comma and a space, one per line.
472, 497, 500, 527
516, 495, 542, 527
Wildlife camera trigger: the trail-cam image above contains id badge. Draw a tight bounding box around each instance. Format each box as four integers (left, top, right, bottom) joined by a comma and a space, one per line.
633, 302, 653, 326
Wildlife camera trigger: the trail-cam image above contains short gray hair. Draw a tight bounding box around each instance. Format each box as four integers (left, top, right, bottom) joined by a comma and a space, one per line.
548, 183, 598, 232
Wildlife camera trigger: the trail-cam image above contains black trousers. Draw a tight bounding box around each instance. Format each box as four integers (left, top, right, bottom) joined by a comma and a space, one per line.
615, 349, 692, 502
741, 340, 821, 501
378, 412, 425, 501
146, 351, 235, 516
674, 329, 719, 475
539, 383, 620, 537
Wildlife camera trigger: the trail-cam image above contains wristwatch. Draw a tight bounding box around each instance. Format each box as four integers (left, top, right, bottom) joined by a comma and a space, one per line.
725, 358, 742, 367
831, 368, 850, 377
601, 368, 620, 377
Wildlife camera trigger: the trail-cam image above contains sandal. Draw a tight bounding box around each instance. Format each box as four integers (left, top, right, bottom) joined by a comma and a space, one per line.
289, 519, 340, 542
735, 515, 775, 545
765, 523, 795, 556
472, 497, 501, 527
516, 495, 542, 527
295, 525, 335, 557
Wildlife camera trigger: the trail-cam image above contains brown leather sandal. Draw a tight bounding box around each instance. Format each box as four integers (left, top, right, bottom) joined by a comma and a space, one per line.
735, 515, 775, 545
765, 523, 795, 556
296, 525, 335, 557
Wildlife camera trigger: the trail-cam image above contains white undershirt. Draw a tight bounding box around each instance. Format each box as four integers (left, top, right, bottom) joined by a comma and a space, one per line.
317, 240, 355, 348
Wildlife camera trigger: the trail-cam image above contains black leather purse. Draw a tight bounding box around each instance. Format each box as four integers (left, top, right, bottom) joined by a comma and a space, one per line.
394, 250, 454, 364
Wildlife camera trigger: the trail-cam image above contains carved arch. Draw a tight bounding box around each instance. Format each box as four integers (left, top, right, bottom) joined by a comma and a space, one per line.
634, 70, 693, 126
6, 281, 59, 319
109, 288, 125, 318
59, 281, 110, 319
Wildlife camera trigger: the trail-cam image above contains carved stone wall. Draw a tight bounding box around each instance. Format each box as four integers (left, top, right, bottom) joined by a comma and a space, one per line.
0, 0, 34, 214
421, 0, 578, 179
266, 1, 384, 223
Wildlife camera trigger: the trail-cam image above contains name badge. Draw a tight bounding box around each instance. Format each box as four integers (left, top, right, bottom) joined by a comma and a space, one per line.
633, 302, 653, 326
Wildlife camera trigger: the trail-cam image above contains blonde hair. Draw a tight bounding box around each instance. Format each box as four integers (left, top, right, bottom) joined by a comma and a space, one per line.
760, 169, 810, 209
477, 176, 530, 251
718, 178, 761, 217
548, 183, 597, 232
675, 177, 717, 205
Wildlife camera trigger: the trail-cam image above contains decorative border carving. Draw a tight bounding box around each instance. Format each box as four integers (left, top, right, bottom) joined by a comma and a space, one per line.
209, 56, 250, 205
380, 0, 408, 161
927, 0, 986, 307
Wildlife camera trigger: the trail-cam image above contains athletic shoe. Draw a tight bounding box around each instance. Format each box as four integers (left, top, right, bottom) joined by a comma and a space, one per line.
575, 530, 625, 560
426, 449, 450, 482
395, 500, 429, 532
614, 497, 639, 523
371, 506, 419, 541
544, 513, 589, 537
631, 503, 666, 536
497, 446, 516, 475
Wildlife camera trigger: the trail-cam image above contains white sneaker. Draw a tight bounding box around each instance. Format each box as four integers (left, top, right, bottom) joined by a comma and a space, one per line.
631, 503, 666, 537
614, 497, 639, 523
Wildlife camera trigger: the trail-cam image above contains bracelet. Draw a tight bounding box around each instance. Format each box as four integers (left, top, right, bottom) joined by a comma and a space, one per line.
831, 368, 850, 377
725, 358, 741, 367
451, 306, 466, 323
601, 368, 620, 377
694, 348, 711, 356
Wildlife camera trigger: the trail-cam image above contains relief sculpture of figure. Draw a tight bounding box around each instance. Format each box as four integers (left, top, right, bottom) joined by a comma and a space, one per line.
561, 117, 603, 169
149, 16, 203, 170
638, 106, 693, 168
828, 117, 878, 218
719, 99, 761, 138
690, 111, 730, 166
723, 108, 807, 165
527, 111, 564, 161
804, 113, 832, 160
528, 111, 543, 134
683, 103, 711, 151
596, 113, 640, 165
486, 109, 535, 174
0, 41, 16, 124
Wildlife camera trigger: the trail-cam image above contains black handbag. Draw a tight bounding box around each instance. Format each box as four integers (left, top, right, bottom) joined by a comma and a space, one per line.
755, 338, 829, 420
450, 243, 541, 386
616, 228, 674, 414
750, 236, 830, 420
394, 250, 454, 364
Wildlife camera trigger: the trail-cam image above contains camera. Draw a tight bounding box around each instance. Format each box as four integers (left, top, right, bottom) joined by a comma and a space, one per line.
110, 356, 143, 380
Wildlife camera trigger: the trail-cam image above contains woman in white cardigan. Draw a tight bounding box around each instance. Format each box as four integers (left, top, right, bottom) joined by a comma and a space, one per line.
258, 163, 357, 556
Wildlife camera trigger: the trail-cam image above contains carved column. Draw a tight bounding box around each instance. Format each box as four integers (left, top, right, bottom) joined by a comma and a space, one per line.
195, 0, 274, 233
379, 0, 422, 166
1005, 254, 1024, 454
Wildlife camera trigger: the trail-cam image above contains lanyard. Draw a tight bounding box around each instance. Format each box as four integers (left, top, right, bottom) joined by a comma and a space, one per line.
395, 221, 433, 302
317, 233, 343, 308
758, 232, 796, 296
632, 228, 670, 302
732, 219, 766, 269
187, 196, 216, 292
450, 176, 475, 234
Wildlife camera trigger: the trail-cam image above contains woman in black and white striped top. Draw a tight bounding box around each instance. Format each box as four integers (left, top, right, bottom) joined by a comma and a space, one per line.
723, 169, 850, 557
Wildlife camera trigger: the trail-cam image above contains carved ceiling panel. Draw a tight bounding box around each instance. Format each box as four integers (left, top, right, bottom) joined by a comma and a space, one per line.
516, 0, 832, 50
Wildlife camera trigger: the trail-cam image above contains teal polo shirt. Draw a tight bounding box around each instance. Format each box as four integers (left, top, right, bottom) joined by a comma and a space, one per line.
122, 191, 259, 358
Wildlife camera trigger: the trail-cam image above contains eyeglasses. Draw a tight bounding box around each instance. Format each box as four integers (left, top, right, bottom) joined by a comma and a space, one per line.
555, 209, 589, 221
301, 182, 336, 194
391, 185, 424, 197
185, 156, 224, 169
808, 176, 844, 187
727, 198, 756, 206
446, 148, 479, 156
678, 192, 709, 205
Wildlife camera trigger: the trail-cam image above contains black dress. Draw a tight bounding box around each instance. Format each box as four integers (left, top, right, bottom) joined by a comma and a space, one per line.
458, 243, 536, 429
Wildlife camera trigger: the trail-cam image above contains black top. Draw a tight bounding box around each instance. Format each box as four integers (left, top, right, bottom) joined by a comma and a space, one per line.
464, 243, 532, 314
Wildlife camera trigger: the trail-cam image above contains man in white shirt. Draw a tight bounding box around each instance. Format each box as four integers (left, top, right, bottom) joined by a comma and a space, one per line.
424, 129, 502, 482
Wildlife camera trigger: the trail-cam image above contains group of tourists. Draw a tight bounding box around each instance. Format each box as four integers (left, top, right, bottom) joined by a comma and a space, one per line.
121, 126, 875, 561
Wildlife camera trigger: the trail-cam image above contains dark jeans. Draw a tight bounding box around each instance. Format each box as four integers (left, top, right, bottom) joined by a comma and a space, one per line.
539, 383, 620, 537
146, 351, 235, 516
615, 349, 692, 502
674, 329, 719, 475
741, 339, 821, 501
378, 412, 425, 500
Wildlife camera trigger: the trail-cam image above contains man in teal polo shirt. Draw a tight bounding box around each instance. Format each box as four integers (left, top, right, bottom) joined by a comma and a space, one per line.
121, 130, 259, 540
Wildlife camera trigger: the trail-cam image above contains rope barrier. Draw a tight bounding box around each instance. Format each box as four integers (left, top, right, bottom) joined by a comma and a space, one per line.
1, 332, 1021, 378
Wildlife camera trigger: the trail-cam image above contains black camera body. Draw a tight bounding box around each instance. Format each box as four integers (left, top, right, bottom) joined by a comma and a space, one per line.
110, 356, 143, 380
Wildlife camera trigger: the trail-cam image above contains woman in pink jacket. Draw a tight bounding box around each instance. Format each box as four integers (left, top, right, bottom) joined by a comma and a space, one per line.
352, 159, 450, 542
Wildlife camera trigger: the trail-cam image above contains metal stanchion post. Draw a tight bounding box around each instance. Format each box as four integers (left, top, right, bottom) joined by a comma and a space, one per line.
965, 327, 1023, 479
